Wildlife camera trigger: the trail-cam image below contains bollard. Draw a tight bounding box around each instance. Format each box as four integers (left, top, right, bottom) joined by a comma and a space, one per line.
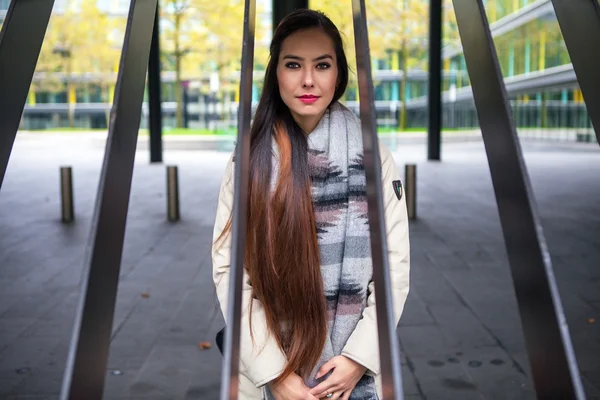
166, 165, 180, 222
60, 166, 74, 223
405, 164, 416, 220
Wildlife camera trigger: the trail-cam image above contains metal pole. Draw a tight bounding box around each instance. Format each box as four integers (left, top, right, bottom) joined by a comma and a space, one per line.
220, 0, 256, 398
427, 0, 443, 161
166, 165, 179, 222
452, 0, 585, 397
60, 166, 74, 223
352, 0, 404, 398
59, 0, 158, 398
405, 164, 416, 220
182, 81, 190, 129
148, 1, 163, 163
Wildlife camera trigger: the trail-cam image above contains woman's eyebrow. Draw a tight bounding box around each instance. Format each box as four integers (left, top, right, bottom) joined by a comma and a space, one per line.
282, 54, 334, 61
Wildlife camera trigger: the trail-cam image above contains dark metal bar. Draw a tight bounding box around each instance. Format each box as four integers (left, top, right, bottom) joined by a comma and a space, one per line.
0, 0, 55, 189
166, 165, 180, 222
59, 1, 158, 399
351, 0, 404, 399
60, 166, 74, 223
182, 81, 190, 129
427, 0, 443, 161
550, 0, 600, 145
452, 1, 586, 398
220, 0, 256, 398
148, 1, 163, 163
405, 164, 416, 220
272, 0, 307, 31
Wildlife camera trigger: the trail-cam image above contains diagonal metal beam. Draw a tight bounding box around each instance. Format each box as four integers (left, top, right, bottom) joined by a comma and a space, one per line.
550, 0, 600, 145
352, 0, 404, 398
220, 0, 256, 398
0, 0, 55, 189
148, 1, 163, 163
59, 0, 158, 399
452, 1, 586, 398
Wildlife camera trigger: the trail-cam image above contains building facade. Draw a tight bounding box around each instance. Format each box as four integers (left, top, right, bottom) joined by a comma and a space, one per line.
1, 0, 595, 141
432, 0, 593, 141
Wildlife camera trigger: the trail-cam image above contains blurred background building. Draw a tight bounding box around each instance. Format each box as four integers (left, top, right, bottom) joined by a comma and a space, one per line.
430, 0, 593, 142
0, 0, 594, 142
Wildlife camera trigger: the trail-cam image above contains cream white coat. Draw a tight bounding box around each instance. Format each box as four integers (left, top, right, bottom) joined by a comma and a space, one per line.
212, 142, 411, 399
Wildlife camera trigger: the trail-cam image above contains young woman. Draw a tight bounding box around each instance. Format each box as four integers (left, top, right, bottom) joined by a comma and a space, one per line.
212, 9, 410, 400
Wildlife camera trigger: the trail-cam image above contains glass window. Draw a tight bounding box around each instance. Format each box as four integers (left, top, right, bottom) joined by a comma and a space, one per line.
36, 92, 51, 104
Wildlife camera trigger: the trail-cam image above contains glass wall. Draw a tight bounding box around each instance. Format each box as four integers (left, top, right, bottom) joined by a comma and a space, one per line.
444, 16, 570, 92
432, 2, 594, 142
0, 0, 8, 30
483, 0, 536, 24
12, 0, 595, 142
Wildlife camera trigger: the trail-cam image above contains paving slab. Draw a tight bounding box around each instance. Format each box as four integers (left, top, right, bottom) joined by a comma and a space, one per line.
0, 134, 599, 399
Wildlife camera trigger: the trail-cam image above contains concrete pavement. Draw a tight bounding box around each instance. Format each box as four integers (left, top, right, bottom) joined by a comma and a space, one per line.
0, 133, 598, 399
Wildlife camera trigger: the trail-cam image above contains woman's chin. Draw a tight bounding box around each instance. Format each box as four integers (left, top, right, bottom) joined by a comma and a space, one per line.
292, 106, 326, 117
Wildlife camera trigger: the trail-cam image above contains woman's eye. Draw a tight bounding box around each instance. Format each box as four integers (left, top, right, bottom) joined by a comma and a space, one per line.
316, 62, 331, 69
285, 62, 300, 69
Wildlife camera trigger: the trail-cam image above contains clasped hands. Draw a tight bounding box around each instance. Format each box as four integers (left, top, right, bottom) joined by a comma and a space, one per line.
269, 355, 367, 400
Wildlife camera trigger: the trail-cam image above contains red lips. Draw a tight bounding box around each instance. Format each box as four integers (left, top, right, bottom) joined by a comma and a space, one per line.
298, 94, 320, 104
298, 94, 319, 99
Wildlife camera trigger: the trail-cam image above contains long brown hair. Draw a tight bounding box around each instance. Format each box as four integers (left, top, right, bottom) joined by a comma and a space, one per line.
217, 9, 349, 384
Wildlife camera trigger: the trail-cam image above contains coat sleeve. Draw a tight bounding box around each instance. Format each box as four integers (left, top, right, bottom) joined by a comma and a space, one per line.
340, 142, 411, 376
212, 154, 288, 388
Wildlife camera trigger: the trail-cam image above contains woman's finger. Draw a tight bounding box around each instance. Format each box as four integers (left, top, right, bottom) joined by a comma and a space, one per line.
315, 382, 345, 399
323, 390, 343, 400
310, 380, 338, 397
315, 358, 337, 379
332, 391, 344, 399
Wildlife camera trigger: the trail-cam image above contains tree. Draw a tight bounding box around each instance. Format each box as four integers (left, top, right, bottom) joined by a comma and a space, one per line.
194, 0, 245, 125
161, 0, 269, 128
195, 0, 269, 122
366, 0, 429, 130
310, 0, 384, 103
443, 0, 460, 49
160, 0, 209, 128
35, 2, 122, 127
310, 0, 357, 72
312, 0, 430, 128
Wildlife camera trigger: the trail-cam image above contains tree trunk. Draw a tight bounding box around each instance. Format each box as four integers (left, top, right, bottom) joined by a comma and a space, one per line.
175, 59, 183, 128
399, 41, 408, 131
217, 51, 226, 127
541, 92, 547, 128
67, 82, 75, 128
67, 58, 75, 128
105, 84, 111, 128
175, 12, 183, 128
218, 72, 227, 126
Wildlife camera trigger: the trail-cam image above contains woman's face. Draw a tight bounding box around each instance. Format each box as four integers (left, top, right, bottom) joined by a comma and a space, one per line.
276, 28, 338, 133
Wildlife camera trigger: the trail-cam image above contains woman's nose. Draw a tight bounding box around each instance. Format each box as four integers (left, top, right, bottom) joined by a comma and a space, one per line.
302, 71, 314, 88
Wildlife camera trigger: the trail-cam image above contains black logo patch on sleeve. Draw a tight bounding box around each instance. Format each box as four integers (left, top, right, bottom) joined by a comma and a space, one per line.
392, 180, 403, 200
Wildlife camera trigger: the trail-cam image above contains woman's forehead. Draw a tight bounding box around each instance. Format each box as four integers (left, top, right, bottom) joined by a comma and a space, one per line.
280, 29, 336, 57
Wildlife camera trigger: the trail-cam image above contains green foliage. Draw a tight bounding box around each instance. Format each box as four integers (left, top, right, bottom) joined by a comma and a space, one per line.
160, 0, 270, 127
33, 2, 123, 127
36, 2, 122, 91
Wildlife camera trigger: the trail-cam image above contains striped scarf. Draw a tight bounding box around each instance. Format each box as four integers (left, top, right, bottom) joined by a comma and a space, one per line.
265, 101, 378, 399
